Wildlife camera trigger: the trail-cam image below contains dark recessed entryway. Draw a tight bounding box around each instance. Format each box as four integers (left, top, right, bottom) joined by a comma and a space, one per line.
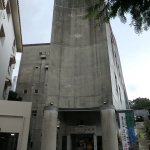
0, 132, 19, 150
72, 134, 94, 150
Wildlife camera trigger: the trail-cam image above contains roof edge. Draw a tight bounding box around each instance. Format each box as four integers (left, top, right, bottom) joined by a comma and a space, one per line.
10, 0, 23, 52
23, 43, 51, 47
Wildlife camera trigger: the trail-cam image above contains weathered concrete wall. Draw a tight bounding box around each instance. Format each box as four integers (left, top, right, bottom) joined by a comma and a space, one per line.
16, 43, 50, 150
47, 0, 114, 108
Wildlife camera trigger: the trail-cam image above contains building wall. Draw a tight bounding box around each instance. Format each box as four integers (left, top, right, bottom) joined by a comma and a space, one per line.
47, 0, 113, 108
16, 1, 129, 149
106, 24, 129, 109
0, 100, 32, 150
16, 43, 51, 149
0, 0, 22, 100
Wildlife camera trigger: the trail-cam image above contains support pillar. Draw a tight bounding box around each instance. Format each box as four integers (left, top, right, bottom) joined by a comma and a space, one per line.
41, 105, 58, 150
100, 104, 118, 150
67, 134, 71, 150
93, 135, 97, 150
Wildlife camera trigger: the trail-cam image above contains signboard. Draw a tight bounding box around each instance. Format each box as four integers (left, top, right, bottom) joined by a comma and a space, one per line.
118, 111, 136, 150
67, 126, 96, 134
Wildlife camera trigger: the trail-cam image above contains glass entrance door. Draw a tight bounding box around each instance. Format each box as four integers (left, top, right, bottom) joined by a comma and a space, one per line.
71, 134, 94, 150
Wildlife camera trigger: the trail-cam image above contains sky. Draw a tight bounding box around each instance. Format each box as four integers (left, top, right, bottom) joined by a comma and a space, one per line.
13, 0, 150, 100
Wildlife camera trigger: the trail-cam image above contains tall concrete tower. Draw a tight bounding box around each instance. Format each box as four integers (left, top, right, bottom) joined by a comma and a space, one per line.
16, 0, 129, 150
41, 0, 129, 150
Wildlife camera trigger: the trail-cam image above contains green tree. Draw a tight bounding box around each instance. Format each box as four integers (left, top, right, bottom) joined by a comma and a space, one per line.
130, 97, 150, 112
8, 90, 22, 101
79, 0, 150, 33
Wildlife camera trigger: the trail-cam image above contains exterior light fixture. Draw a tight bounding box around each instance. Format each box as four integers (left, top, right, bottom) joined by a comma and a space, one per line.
103, 101, 108, 104
11, 134, 15, 136
50, 102, 53, 106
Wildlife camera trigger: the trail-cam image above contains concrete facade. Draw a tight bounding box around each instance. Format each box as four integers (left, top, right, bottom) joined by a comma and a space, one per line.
0, 0, 22, 100
0, 100, 32, 150
16, 0, 129, 149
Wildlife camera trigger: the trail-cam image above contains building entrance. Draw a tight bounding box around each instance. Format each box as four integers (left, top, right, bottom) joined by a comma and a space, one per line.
0, 132, 19, 150
71, 134, 94, 150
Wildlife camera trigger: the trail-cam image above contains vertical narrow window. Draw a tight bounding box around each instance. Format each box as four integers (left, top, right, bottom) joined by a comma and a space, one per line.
115, 74, 118, 93
119, 86, 122, 103
42, 110, 44, 117
30, 142, 33, 148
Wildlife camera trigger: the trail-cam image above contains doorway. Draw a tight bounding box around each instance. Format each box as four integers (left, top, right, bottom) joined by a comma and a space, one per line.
0, 132, 19, 150
71, 134, 94, 150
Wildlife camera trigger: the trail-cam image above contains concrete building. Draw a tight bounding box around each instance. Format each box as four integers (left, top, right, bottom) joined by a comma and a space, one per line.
0, 0, 22, 100
16, 0, 129, 150
0, 100, 32, 150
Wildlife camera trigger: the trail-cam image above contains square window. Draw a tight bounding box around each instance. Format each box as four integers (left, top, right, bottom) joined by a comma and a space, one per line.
35, 89, 38, 93
39, 52, 42, 55
23, 90, 27, 94
32, 110, 37, 117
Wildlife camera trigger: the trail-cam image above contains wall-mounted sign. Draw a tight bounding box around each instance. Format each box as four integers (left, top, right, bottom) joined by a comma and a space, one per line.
67, 126, 96, 134
118, 110, 136, 150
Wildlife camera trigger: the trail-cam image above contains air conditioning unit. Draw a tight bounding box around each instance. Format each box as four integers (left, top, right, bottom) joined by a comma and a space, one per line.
40, 54, 46, 59
45, 65, 49, 70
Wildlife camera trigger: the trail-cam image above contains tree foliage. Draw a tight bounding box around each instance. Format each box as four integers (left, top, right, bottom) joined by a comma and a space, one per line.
8, 90, 22, 101
79, 0, 150, 33
130, 97, 150, 112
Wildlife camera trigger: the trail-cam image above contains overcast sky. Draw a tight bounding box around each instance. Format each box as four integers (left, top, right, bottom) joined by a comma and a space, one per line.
13, 0, 150, 100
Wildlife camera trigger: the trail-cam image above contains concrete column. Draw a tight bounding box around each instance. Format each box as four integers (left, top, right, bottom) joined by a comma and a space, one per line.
67, 134, 71, 150
41, 105, 58, 150
93, 135, 97, 150
100, 104, 118, 150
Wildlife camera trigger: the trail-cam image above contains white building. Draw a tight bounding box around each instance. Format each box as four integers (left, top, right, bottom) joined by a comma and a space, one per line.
0, 0, 22, 100
0, 100, 32, 150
